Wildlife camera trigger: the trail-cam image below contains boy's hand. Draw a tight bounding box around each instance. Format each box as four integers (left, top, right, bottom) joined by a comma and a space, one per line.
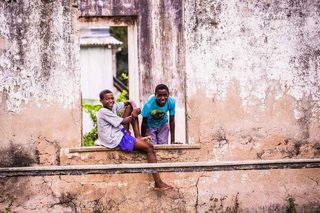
131, 108, 141, 118
122, 115, 133, 124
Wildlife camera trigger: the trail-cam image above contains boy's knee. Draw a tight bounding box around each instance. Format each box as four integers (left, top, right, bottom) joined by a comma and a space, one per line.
126, 104, 133, 111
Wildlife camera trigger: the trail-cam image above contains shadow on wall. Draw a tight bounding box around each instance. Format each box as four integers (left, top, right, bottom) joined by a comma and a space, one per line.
0, 143, 39, 167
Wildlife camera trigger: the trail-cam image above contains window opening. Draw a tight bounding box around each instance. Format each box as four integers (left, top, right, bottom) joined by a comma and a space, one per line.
80, 20, 135, 146
78, 17, 187, 147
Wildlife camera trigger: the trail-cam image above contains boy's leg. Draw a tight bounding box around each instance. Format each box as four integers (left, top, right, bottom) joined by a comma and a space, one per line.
134, 138, 172, 189
131, 115, 141, 137
146, 127, 158, 144
156, 123, 169, 144
122, 104, 141, 137
122, 105, 132, 132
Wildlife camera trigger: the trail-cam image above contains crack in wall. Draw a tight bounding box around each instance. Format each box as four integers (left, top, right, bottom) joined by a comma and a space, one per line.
36, 136, 61, 165
49, 192, 78, 213
195, 176, 200, 213
307, 176, 319, 185
194, 172, 210, 213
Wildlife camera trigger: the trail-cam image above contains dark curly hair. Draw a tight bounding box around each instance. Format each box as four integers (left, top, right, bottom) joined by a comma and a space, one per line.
99, 89, 113, 100
155, 84, 169, 94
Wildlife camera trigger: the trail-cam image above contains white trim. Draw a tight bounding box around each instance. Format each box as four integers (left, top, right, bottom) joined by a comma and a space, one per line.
128, 22, 140, 106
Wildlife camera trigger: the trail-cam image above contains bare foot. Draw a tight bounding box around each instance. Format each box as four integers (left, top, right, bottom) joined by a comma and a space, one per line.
141, 136, 152, 143
154, 182, 173, 190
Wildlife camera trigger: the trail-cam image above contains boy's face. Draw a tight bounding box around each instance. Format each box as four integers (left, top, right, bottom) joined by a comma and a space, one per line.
100, 92, 115, 109
155, 89, 169, 107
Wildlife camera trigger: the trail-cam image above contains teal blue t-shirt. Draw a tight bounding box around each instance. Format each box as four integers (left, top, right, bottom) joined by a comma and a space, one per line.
141, 95, 175, 128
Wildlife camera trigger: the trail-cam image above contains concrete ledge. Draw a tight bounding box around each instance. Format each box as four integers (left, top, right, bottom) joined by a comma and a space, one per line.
0, 159, 319, 177
68, 144, 201, 153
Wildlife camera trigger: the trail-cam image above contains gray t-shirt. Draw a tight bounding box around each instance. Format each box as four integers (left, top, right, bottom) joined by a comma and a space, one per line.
96, 102, 125, 148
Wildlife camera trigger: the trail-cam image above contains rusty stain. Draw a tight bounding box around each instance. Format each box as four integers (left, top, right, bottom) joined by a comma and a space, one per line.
8, 0, 26, 66
40, 1, 54, 81
139, 0, 153, 97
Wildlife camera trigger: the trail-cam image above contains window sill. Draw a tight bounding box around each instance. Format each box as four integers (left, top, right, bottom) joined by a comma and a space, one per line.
68, 144, 200, 153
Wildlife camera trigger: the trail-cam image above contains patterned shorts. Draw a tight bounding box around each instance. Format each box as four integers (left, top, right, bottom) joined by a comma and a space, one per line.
118, 128, 136, 152
146, 122, 169, 144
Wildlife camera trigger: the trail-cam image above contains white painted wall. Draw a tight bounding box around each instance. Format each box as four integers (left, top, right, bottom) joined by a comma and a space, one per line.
80, 47, 113, 100
80, 46, 115, 134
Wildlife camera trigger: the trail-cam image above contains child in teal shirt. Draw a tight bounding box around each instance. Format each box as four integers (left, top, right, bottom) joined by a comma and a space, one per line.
141, 84, 175, 144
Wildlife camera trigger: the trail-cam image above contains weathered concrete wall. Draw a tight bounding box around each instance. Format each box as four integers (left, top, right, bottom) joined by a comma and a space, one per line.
0, 169, 319, 212
0, 0, 319, 212
185, 0, 320, 160
0, 0, 81, 167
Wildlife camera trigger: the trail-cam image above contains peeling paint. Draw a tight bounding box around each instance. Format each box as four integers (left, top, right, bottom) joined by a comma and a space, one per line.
185, 0, 320, 116
0, 1, 79, 112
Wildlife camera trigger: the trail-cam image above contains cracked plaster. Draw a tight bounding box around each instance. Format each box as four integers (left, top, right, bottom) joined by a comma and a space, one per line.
0, 1, 80, 112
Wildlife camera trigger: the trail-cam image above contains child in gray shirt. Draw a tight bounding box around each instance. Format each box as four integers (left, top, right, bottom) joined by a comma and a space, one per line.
96, 89, 172, 190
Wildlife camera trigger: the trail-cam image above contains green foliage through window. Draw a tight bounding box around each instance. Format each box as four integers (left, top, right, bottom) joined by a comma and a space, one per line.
82, 102, 101, 146
116, 89, 128, 103
110, 26, 128, 87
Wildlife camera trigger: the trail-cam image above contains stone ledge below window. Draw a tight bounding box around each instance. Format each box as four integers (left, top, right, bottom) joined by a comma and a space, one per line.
1, 159, 320, 177
68, 144, 201, 153
60, 144, 202, 165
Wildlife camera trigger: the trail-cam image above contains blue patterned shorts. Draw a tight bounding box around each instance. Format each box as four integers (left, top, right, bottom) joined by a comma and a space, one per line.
118, 129, 136, 152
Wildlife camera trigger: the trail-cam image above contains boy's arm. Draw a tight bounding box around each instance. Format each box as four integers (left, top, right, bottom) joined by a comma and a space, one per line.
169, 115, 175, 143
121, 115, 133, 125
141, 117, 148, 137
168, 97, 176, 143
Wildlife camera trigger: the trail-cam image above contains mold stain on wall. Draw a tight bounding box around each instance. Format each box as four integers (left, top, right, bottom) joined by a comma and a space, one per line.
0, 142, 38, 167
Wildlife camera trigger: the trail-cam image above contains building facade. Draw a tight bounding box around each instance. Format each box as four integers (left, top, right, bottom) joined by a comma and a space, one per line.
0, 0, 319, 212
